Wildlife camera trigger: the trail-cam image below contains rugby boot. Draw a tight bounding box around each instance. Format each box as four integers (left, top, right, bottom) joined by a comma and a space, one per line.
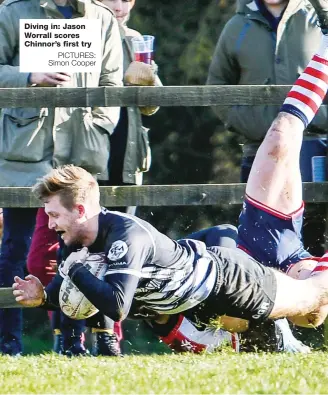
274, 318, 311, 354
0, 336, 22, 356
61, 313, 88, 356
63, 332, 89, 357
91, 330, 122, 357
147, 315, 239, 353
240, 318, 311, 353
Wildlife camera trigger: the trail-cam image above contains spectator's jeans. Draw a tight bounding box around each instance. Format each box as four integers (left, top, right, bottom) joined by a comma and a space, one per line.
0, 208, 37, 352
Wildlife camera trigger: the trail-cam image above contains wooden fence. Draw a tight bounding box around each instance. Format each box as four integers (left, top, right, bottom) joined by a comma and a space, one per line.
0, 85, 327, 310
0, 85, 303, 108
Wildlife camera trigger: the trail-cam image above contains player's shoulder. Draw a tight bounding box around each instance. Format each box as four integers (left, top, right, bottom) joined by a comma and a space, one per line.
100, 208, 141, 233
101, 209, 155, 245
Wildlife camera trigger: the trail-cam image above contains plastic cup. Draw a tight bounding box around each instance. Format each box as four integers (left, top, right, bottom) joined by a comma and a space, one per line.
131, 35, 154, 65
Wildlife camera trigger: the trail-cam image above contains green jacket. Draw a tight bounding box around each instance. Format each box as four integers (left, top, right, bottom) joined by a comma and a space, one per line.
0, 0, 123, 186
206, 0, 328, 142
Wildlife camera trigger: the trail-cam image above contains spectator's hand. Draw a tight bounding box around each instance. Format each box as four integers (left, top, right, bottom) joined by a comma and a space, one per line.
29, 72, 71, 87
12, 275, 45, 307
45, 259, 58, 276
49, 259, 58, 271
59, 247, 89, 277
124, 61, 156, 86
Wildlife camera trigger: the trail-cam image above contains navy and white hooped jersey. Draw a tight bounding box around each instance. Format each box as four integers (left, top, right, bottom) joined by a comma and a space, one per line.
94, 208, 217, 313
237, 195, 312, 272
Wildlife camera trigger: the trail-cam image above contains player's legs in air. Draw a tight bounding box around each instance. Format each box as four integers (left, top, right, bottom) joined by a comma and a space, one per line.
237, 0, 328, 326
154, 0, 328, 346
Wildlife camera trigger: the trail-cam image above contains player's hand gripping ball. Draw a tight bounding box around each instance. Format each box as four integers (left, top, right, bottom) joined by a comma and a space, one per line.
59, 251, 108, 319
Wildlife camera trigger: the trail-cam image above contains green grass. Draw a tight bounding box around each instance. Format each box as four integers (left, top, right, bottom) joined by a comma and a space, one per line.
1, 351, 328, 394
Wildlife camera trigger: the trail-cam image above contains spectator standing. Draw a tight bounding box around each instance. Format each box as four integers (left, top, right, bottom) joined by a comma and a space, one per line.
98, 0, 161, 215
0, 0, 123, 355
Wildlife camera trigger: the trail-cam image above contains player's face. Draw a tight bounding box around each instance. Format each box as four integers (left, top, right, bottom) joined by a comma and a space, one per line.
44, 195, 84, 246
101, 0, 135, 23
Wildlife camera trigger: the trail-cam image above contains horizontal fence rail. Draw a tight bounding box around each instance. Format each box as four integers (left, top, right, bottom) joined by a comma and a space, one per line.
0, 183, 327, 207
0, 85, 300, 108
0, 288, 20, 309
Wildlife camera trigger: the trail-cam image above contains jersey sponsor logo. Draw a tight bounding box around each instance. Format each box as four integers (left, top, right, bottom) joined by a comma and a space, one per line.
107, 240, 129, 261
108, 261, 128, 267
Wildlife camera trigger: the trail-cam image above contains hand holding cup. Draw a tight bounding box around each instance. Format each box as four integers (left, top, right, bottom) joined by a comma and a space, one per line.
124, 61, 156, 86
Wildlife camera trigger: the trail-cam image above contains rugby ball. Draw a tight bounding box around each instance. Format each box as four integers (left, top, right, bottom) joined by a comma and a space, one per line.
59, 252, 108, 320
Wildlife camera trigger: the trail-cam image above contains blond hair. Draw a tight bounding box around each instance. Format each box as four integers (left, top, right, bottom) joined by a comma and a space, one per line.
33, 165, 100, 210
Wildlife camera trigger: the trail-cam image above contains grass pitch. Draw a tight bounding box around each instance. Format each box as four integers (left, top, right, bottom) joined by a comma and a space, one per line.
1, 351, 328, 394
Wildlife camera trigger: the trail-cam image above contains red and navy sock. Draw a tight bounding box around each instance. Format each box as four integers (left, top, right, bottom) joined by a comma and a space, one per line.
280, 35, 328, 127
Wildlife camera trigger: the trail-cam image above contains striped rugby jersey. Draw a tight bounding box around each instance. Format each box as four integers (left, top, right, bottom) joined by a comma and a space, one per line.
94, 208, 218, 313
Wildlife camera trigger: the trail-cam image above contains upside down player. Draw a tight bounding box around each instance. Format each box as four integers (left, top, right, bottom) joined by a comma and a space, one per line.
12, 0, 328, 346
232, 0, 328, 328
